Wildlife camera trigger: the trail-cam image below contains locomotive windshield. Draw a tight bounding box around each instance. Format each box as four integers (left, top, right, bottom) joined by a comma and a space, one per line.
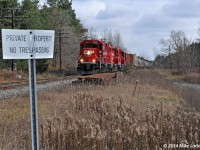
85, 43, 98, 48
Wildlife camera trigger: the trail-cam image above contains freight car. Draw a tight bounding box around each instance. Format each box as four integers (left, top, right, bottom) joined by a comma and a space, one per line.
76, 39, 137, 75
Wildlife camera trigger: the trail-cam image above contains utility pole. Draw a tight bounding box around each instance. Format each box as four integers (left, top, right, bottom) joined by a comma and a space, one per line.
55, 29, 70, 73
0, 6, 27, 71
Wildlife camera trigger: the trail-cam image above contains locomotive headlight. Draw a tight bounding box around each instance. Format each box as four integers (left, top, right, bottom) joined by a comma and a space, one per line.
80, 59, 84, 62
92, 59, 96, 63
87, 51, 91, 55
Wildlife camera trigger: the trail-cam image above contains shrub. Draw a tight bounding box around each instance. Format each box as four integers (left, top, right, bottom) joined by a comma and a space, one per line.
36, 59, 48, 73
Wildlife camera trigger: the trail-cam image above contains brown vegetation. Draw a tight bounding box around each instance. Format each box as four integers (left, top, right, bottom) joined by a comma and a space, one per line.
0, 70, 200, 149
184, 72, 200, 84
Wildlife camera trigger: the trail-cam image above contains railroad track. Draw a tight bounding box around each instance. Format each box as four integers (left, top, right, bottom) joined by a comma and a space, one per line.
73, 72, 118, 84
0, 72, 120, 90
0, 76, 78, 90
0, 76, 78, 100
0, 73, 120, 100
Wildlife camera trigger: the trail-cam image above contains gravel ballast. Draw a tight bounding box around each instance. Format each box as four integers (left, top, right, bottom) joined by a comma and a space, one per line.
0, 79, 76, 100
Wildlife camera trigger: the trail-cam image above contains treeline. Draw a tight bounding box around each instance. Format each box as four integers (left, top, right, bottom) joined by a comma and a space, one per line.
154, 30, 200, 73
0, 0, 84, 73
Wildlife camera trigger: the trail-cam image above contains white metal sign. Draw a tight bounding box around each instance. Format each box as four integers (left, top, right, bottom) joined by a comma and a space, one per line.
2, 29, 55, 59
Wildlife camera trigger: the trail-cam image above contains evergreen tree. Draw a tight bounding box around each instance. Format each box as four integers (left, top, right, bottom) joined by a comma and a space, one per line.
0, 0, 84, 72
47, 0, 82, 31
18, 0, 49, 73
20, 0, 43, 29
0, 0, 20, 69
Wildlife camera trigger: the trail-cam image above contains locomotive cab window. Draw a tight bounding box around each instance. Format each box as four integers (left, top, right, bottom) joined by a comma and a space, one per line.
92, 44, 98, 48
86, 43, 91, 48
80, 44, 84, 49
99, 44, 102, 50
99, 44, 102, 53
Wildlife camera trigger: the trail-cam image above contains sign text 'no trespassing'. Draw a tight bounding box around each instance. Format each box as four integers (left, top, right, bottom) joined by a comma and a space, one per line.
2, 29, 55, 59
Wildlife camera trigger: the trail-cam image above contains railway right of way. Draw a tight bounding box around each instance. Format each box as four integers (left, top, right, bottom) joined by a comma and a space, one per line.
0, 72, 120, 100
0, 78, 77, 100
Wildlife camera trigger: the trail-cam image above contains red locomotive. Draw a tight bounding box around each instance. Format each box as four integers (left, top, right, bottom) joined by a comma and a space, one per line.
77, 39, 137, 75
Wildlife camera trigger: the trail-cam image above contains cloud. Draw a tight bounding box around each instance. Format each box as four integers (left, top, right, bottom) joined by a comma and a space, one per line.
96, 2, 137, 20
162, 0, 200, 18
72, 0, 106, 22
72, 0, 200, 60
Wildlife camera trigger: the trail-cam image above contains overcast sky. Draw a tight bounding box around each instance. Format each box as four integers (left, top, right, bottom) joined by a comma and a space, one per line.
72, 0, 200, 60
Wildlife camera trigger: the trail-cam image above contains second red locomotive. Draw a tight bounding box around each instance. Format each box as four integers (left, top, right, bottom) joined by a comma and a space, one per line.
77, 39, 137, 75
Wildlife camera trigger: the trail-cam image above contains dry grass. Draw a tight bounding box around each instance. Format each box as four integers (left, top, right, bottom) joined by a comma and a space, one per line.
157, 69, 184, 81
0, 69, 64, 85
184, 72, 200, 84
157, 69, 200, 111
0, 70, 27, 83
0, 70, 199, 149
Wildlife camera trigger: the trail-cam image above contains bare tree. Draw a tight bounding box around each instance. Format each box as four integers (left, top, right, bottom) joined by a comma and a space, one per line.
101, 28, 125, 49
198, 27, 200, 42
101, 28, 113, 44
86, 27, 98, 39
113, 30, 123, 48
159, 30, 191, 71
47, 1, 84, 72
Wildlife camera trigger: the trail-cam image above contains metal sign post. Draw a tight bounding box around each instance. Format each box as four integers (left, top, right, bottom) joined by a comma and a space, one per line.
29, 59, 39, 150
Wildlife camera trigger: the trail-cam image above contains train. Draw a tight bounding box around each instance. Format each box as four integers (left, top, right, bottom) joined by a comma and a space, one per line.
76, 39, 144, 75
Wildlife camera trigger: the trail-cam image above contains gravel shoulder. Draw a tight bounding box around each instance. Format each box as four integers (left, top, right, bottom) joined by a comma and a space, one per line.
174, 80, 200, 91
0, 79, 77, 100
